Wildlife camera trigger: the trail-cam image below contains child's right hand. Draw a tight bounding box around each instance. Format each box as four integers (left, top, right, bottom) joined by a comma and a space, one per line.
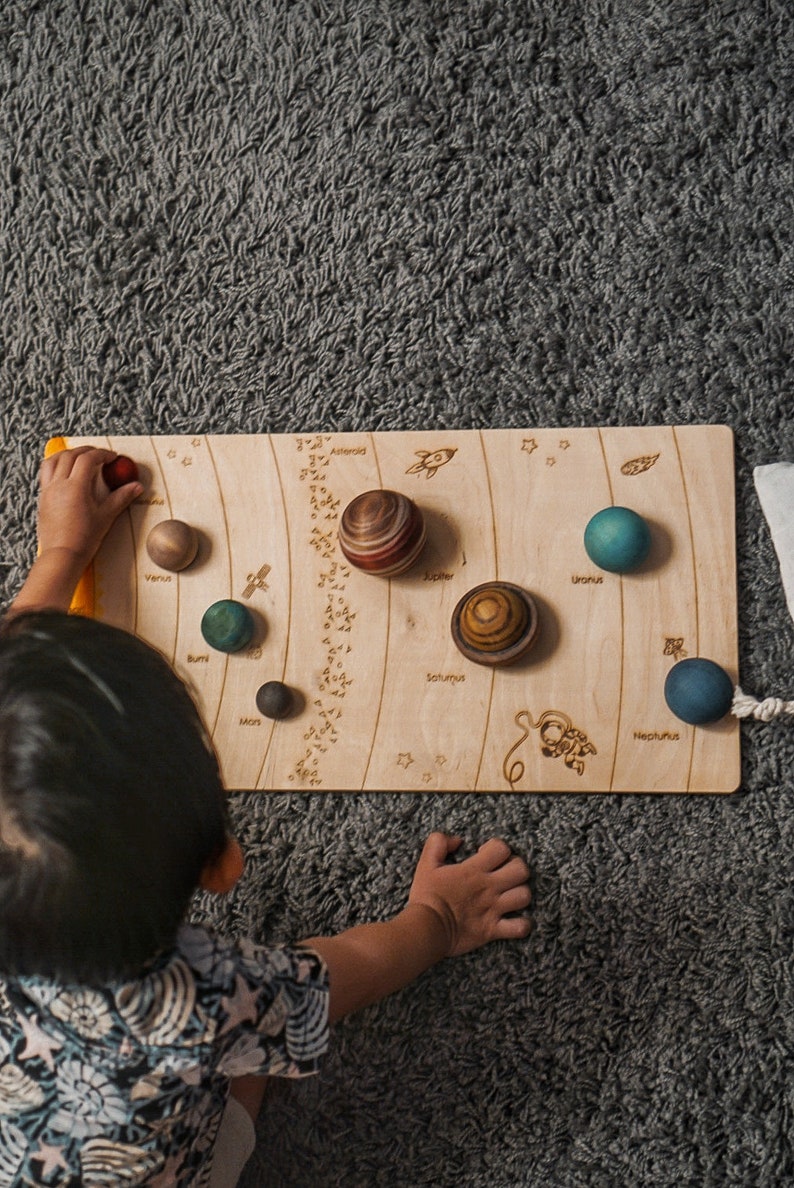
8, 448, 142, 616
407, 833, 531, 958
37, 446, 141, 567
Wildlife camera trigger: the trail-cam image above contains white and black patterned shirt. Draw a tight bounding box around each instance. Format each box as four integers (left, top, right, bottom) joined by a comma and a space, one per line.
0, 924, 329, 1185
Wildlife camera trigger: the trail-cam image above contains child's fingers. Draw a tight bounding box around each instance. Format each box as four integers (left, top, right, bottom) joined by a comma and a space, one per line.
72, 448, 119, 484
40, 445, 94, 484
470, 837, 514, 872
493, 915, 532, 941
107, 482, 143, 515
40, 446, 116, 485
490, 854, 531, 892
498, 883, 532, 915
418, 832, 462, 868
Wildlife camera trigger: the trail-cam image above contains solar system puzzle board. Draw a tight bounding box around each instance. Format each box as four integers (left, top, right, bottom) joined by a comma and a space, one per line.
49, 426, 740, 794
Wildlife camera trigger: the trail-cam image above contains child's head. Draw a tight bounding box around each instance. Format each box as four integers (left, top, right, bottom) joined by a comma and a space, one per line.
0, 611, 232, 982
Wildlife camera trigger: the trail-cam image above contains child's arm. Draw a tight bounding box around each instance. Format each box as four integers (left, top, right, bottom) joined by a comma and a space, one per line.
301, 833, 531, 1023
9, 447, 142, 616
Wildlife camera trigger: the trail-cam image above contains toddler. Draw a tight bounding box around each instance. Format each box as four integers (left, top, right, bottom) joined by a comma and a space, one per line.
0, 446, 531, 1186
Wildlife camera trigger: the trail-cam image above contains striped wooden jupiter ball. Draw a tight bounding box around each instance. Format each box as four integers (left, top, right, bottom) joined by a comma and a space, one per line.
451, 582, 540, 666
338, 489, 426, 576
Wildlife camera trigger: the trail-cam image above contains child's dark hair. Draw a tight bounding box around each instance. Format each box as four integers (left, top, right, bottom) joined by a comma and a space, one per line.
0, 611, 230, 982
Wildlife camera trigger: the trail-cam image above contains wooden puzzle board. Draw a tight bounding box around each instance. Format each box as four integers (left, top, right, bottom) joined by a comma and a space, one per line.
50, 426, 740, 794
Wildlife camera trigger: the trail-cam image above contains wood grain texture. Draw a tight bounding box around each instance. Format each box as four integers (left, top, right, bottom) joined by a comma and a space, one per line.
52, 426, 739, 793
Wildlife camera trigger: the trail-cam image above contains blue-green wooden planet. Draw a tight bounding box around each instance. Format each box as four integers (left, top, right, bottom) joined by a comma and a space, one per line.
201, 599, 254, 653
584, 506, 651, 573
664, 657, 734, 724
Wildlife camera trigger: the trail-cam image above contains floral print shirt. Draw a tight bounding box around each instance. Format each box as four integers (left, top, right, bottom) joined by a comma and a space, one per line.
0, 925, 329, 1186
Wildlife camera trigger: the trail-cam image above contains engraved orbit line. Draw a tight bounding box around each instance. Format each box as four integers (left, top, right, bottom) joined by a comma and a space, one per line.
597, 427, 621, 793
82, 436, 99, 619
204, 436, 232, 744
672, 427, 698, 793
151, 436, 178, 666
96, 435, 116, 621
255, 436, 291, 792
361, 432, 388, 791
86, 437, 98, 618
96, 436, 105, 619
108, 434, 139, 638
473, 428, 498, 793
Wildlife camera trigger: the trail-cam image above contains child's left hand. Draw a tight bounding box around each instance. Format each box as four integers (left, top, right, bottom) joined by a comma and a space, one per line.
37, 447, 142, 567
407, 833, 531, 958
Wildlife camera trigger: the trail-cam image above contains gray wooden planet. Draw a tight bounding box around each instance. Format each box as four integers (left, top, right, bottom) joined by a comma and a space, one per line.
256, 681, 293, 719
145, 520, 199, 572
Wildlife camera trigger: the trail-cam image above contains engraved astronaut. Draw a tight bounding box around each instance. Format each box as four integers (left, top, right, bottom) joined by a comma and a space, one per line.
536, 711, 597, 776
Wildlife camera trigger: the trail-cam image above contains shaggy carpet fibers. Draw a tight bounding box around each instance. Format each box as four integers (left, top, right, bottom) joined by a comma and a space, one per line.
1, 1, 793, 1185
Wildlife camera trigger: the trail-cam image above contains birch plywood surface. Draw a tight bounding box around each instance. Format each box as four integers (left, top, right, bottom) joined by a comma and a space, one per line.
50, 426, 740, 793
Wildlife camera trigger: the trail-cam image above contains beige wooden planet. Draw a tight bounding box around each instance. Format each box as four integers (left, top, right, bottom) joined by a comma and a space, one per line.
145, 520, 199, 572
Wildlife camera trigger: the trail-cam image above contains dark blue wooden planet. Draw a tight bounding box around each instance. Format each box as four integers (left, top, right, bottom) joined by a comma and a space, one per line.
664, 657, 734, 724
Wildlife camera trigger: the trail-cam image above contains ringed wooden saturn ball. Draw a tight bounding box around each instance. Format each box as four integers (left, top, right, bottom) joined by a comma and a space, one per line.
146, 519, 199, 572
338, 489, 426, 576
451, 581, 540, 666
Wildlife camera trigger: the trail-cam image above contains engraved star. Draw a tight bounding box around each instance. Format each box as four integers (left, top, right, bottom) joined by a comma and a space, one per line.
546, 456, 556, 466
191, 437, 202, 448
181, 456, 193, 467
422, 772, 433, 784
435, 755, 447, 767
559, 439, 570, 450
219, 975, 260, 1036
521, 438, 538, 455
167, 449, 177, 459
31, 1142, 68, 1178
16, 1012, 63, 1070
397, 752, 414, 769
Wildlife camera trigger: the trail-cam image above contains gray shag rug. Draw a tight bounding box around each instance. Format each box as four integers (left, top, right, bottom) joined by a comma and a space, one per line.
2, 2, 793, 1185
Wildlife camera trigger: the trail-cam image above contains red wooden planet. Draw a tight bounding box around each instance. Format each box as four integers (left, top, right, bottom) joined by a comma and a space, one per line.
102, 455, 139, 490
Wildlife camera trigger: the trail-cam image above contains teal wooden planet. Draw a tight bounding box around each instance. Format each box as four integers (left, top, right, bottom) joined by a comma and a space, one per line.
584, 506, 651, 573
200, 600, 254, 653
664, 658, 734, 724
